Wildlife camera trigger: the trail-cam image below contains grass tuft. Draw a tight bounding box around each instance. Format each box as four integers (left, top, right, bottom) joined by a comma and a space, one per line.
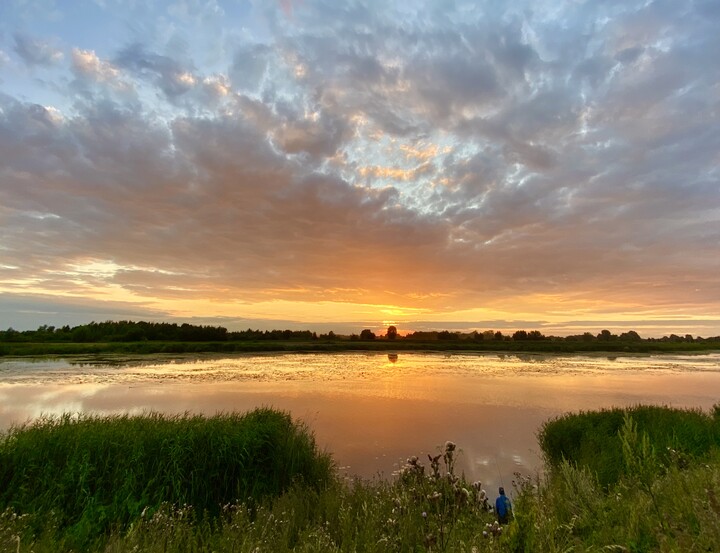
0, 408, 333, 549
538, 404, 720, 487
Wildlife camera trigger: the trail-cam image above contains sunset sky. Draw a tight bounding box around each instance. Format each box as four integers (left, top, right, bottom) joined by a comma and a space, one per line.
1, 0, 719, 337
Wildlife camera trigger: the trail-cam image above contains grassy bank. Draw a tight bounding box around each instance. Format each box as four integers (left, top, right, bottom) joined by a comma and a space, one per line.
509, 411, 720, 551
2, 406, 720, 551
539, 404, 720, 487
2, 338, 719, 357
0, 410, 333, 550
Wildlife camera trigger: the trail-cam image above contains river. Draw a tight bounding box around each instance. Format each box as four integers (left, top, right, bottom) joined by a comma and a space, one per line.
1, 351, 719, 490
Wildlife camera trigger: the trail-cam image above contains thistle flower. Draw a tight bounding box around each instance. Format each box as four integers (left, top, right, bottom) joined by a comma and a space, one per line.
428, 453, 442, 479
427, 491, 442, 502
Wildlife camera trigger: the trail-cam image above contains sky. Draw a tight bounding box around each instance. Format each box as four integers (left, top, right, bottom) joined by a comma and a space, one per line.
0, 0, 719, 337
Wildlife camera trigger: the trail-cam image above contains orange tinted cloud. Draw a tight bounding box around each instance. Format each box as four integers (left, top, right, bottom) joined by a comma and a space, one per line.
0, 0, 718, 335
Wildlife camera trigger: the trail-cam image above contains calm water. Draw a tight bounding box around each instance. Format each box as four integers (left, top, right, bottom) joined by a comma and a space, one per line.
1, 352, 719, 489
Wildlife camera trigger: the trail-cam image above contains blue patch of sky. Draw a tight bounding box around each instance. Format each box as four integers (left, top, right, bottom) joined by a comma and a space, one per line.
0, 1, 275, 109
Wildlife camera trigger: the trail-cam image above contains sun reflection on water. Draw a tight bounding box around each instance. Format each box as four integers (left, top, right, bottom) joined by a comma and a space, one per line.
1, 352, 719, 482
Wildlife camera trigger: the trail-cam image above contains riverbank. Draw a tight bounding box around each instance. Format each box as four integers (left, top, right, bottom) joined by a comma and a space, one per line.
1, 406, 719, 551
2, 338, 719, 357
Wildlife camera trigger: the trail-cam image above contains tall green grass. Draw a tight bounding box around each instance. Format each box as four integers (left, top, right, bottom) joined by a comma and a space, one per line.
539, 404, 720, 487
0, 409, 333, 549
3, 406, 720, 552
508, 411, 720, 551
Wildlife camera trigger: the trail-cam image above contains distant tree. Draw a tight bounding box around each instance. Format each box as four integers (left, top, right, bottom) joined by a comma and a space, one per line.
327, 330, 336, 340
597, 329, 613, 341
404, 331, 437, 340
2, 328, 19, 342
386, 326, 398, 340
72, 326, 92, 343
512, 330, 528, 341
494, 331, 504, 341
619, 330, 642, 341
360, 329, 376, 340
527, 330, 545, 340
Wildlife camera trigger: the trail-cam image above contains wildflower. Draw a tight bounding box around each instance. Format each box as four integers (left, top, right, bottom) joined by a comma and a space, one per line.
422, 511, 427, 518
455, 486, 470, 504
428, 453, 442, 479
445, 441, 456, 452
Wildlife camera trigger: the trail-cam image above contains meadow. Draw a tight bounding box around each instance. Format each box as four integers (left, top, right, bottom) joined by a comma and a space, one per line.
1, 406, 720, 552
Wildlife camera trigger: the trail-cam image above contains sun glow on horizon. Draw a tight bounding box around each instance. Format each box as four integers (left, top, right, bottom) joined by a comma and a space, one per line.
0, 1, 718, 337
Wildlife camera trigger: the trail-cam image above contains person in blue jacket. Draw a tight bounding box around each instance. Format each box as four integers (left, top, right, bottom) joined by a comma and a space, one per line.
495, 486, 512, 524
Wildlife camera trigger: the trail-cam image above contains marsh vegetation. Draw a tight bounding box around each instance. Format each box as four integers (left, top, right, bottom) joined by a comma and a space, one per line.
1, 406, 720, 551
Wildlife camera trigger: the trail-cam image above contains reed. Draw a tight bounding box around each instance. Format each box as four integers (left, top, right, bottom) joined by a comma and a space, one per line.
539, 404, 720, 487
507, 420, 720, 552
0, 409, 333, 549
3, 406, 720, 551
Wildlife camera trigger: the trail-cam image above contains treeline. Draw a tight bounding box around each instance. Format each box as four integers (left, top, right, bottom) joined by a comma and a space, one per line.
0, 321, 328, 343
391, 328, 719, 343
1, 320, 718, 344
401, 329, 547, 341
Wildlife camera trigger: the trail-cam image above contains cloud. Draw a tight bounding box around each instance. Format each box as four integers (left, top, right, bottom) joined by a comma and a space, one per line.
114, 43, 197, 97
0, 0, 719, 333
70, 48, 127, 88
13, 32, 64, 66
229, 44, 272, 91
0, 293, 170, 331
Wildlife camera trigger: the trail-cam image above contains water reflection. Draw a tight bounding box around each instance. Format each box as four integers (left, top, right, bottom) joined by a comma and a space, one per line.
1, 352, 719, 486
